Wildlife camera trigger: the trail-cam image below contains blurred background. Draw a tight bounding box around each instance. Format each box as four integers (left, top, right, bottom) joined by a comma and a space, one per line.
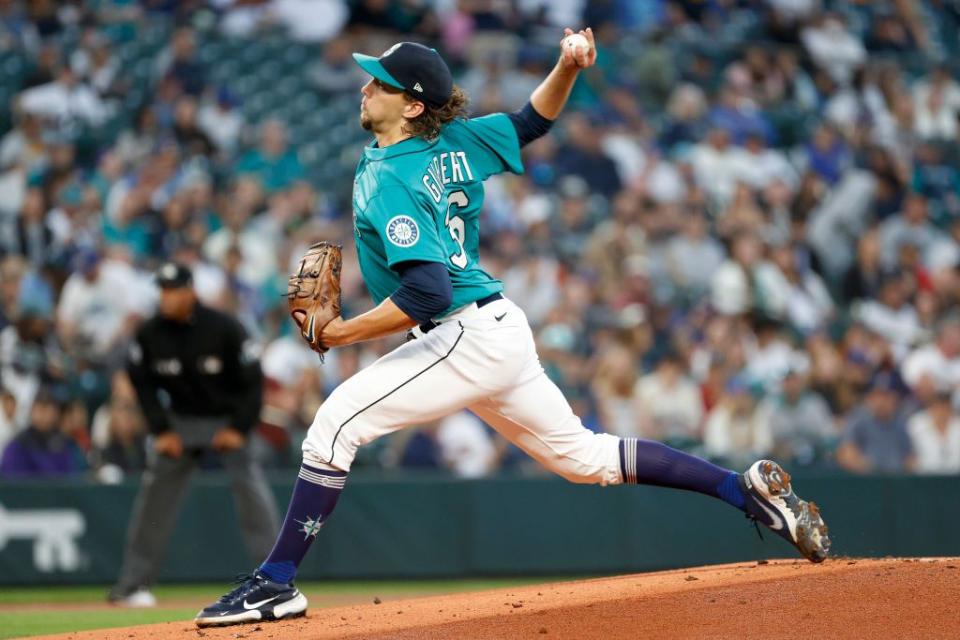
0, 0, 959, 588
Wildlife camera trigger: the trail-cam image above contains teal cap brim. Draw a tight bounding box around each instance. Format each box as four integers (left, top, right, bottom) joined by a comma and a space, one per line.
352, 53, 405, 90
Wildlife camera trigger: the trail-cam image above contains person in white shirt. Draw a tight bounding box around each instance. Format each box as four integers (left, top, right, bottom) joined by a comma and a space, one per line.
736, 132, 798, 193
912, 65, 960, 140
704, 377, 773, 467
853, 270, 926, 362
198, 88, 245, 156
711, 232, 789, 319
56, 250, 141, 365
800, 12, 866, 86
907, 392, 960, 474
689, 126, 746, 209
901, 315, 960, 404
18, 65, 108, 128
635, 351, 704, 442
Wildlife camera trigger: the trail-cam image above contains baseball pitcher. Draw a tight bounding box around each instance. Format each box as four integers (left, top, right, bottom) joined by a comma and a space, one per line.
196, 29, 830, 627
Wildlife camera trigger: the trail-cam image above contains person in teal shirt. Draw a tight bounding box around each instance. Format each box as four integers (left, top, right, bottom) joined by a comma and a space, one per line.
234, 120, 305, 194
198, 31, 829, 628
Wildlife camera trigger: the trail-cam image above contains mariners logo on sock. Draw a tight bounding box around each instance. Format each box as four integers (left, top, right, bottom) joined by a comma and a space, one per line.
294, 515, 324, 540
386, 215, 419, 247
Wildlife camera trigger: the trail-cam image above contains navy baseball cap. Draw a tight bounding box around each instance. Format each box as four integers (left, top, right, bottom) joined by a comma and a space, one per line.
352, 42, 453, 108
155, 262, 193, 289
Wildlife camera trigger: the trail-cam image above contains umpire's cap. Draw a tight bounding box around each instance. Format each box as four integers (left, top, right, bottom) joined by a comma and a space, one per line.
155, 262, 193, 289
352, 42, 453, 107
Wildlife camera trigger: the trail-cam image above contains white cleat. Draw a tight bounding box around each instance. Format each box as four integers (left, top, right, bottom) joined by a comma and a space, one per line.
741, 460, 831, 563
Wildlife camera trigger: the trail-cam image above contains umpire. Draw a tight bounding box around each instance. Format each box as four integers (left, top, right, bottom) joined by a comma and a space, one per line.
109, 262, 279, 606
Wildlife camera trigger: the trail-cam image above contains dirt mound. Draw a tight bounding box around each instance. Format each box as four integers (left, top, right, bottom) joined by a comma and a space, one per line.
29, 558, 960, 640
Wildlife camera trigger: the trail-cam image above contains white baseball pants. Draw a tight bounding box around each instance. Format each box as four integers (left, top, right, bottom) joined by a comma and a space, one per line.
302, 297, 623, 485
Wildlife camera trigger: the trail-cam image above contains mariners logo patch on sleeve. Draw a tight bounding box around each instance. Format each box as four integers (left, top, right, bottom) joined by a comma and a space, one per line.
386, 215, 420, 247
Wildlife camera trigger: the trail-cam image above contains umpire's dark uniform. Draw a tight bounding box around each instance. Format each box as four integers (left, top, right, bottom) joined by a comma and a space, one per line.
110, 264, 279, 599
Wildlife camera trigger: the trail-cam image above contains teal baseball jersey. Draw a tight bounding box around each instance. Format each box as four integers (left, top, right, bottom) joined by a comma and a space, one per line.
351, 113, 523, 316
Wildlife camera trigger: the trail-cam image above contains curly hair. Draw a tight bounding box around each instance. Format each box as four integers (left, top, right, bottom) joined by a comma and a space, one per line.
402, 85, 469, 141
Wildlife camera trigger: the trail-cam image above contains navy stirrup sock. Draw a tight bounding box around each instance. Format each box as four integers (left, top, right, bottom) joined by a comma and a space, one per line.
259, 464, 346, 584
619, 438, 746, 510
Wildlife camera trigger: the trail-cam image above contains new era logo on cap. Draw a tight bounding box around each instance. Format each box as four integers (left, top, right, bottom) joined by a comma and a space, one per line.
413, 82, 423, 93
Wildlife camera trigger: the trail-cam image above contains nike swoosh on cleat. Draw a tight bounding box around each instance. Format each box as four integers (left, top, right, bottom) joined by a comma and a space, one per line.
756, 500, 784, 531
494, 313, 507, 322
243, 595, 280, 610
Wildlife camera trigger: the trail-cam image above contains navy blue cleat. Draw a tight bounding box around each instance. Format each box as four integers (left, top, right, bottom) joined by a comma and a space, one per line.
195, 572, 307, 627
740, 460, 831, 563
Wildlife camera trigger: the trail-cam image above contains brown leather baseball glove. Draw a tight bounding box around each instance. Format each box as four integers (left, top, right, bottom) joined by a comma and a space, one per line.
287, 241, 342, 358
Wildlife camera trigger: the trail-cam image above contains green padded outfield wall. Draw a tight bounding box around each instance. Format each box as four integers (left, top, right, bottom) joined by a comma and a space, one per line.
0, 473, 957, 584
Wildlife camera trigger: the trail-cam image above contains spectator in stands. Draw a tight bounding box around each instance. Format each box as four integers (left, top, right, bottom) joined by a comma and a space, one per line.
18, 63, 109, 128
664, 209, 724, 301
800, 12, 866, 86
56, 248, 141, 366
0, 387, 18, 454
660, 83, 708, 149
0, 302, 60, 427
6, 187, 58, 267
704, 376, 772, 467
736, 131, 797, 193
801, 123, 850, 186
203, 188, 277, 289
837, 370, 914, 474
770, 241, 834, 335
197, 87, 244, 156
0, 0, 40, 52
154, 26, 205, 96
553, 113, 622, 199
0, 112, 46, 173
853, 270, 926, 362
907, 390, 960, 474
308, 34, 371, 94
235, 120, 305, 194
0, 388, 84, 478
710, 231, 787, 319
115, 105, 162, 169
70, 30, 123, 100
866, 11, 921, 54
842, 228, 884, 302
635, 350, 703, 443
0, 255, 25, 331
689, 125, 742, 208
590, 344, 641, 438
901, 314, 960, 405
91, 392, 147, 482
171, 95, 215, 158
912, 65, 960, 141
879, 193, 942, 269
760, 366, 835, 466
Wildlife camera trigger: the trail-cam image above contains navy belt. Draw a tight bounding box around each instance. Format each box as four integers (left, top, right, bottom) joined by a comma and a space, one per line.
418, 292, 502, 335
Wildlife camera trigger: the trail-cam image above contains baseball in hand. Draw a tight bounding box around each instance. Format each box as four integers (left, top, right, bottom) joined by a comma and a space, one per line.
562, 33, 590, 55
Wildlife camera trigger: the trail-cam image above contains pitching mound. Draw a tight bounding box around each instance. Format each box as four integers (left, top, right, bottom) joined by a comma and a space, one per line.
31, 558, 960, 640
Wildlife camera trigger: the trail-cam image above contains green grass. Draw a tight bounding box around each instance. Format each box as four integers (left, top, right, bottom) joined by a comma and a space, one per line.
0, 578, 567, 639
0, 608, 198, 639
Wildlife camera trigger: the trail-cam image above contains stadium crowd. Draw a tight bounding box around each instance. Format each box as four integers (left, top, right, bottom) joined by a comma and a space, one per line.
1, 0, 960, 481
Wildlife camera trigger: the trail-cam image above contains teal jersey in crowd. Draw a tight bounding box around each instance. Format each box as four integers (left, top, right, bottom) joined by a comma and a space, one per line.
351, 113, 523, 316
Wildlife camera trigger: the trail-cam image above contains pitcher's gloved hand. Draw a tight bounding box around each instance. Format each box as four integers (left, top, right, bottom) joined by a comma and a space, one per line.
288, 241, 342, 357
